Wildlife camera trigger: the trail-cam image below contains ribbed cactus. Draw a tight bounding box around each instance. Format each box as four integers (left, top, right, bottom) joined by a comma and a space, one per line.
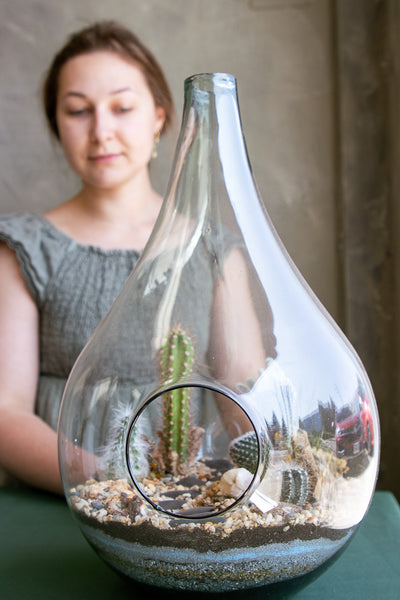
280, 467, 309, 505
161, 328, 195, 472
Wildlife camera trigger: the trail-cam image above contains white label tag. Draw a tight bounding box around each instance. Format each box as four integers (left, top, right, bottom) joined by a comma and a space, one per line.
250, 490, 278, 513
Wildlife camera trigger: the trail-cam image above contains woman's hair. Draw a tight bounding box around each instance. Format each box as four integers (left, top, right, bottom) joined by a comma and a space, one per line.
43, 20, 174, 139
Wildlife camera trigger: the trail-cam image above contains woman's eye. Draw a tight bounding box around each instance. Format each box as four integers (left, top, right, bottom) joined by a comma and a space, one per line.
67, 108, 89, 116
114, 106, 133, 114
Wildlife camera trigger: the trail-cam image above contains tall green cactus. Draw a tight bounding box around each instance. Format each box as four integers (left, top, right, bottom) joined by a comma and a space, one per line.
161, 328, 195, 471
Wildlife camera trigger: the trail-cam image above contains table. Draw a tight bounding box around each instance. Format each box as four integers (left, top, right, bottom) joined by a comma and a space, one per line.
0, 487, 399, 600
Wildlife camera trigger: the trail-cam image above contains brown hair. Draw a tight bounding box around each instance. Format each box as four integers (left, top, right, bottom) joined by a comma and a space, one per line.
43, 20, 174, 139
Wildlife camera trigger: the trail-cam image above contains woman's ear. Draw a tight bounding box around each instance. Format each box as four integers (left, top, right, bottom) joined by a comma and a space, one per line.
155, 106, 166, 135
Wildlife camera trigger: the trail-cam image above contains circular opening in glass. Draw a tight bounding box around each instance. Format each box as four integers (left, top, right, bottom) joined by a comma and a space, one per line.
125, 384, 261, 519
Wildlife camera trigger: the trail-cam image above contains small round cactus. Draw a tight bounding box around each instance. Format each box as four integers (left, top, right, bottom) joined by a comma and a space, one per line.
228, 430, 270, 475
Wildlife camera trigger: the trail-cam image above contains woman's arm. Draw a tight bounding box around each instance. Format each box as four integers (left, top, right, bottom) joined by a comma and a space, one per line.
209, 247, 266, 386
209, 248, 267, 438
0, 242, 63, 494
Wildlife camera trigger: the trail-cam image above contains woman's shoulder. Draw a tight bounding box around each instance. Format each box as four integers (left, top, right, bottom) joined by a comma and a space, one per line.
0, 210, 39, 229
0, 210, 78, 263
0, 211, 74, 305
0, 211, 63, 242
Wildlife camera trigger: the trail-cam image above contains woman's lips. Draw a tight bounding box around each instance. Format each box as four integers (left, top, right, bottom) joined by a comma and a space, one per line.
89, 153, 120, 163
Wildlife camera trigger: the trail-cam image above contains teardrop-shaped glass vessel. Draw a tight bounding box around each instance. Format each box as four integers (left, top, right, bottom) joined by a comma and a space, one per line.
58, 73, 380, 593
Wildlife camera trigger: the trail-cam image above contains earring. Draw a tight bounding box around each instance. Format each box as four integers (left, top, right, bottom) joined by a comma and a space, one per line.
152, 130, 161, 159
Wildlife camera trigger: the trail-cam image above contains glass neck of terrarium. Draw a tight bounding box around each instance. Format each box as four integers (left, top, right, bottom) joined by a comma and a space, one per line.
150, 72, 273, 280
160, 73, 255, 228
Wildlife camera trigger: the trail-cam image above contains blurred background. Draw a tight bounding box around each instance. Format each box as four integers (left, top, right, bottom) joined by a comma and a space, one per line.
0, 0, 398, 500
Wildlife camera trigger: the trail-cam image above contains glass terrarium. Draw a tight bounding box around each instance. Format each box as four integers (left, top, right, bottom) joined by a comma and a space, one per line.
58, 73, 380, 593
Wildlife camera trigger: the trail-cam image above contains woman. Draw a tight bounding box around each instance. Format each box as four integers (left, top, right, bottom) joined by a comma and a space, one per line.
0, 21, 270, 495
0, 21, 174, 493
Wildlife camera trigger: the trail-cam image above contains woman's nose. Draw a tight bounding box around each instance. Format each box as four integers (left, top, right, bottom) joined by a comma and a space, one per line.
90, 108, 113, 144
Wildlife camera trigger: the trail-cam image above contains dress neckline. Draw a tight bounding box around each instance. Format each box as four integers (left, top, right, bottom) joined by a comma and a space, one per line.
33, 213, 141, 257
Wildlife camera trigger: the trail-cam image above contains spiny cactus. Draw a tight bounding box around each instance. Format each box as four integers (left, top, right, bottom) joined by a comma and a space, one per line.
228, 430, 270, 476
161, 328, 195, 472
280, 466, 309, 505
100, 391, 149, 479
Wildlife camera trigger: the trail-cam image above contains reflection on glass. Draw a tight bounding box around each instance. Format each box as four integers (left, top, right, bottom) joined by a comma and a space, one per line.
58, 73, 380, 592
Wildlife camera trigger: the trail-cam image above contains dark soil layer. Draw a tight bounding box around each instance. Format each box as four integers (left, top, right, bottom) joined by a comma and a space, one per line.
75, 509, 350, 552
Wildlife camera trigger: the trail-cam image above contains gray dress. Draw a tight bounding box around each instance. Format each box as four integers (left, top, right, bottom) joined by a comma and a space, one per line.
0, 212, 241, 433
0, 212, 141, 430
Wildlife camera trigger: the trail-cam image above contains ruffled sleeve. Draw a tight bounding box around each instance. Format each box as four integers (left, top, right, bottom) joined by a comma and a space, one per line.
0, 212, 71, 307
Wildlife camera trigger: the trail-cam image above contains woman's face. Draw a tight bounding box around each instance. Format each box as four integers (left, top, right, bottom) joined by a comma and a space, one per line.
56, 51, 165, 192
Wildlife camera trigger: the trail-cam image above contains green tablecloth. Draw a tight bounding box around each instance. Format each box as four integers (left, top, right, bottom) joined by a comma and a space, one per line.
0, 487, 399, 600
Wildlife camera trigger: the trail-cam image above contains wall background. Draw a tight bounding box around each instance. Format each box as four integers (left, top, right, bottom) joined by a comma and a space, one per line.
0, 0, 398, 499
